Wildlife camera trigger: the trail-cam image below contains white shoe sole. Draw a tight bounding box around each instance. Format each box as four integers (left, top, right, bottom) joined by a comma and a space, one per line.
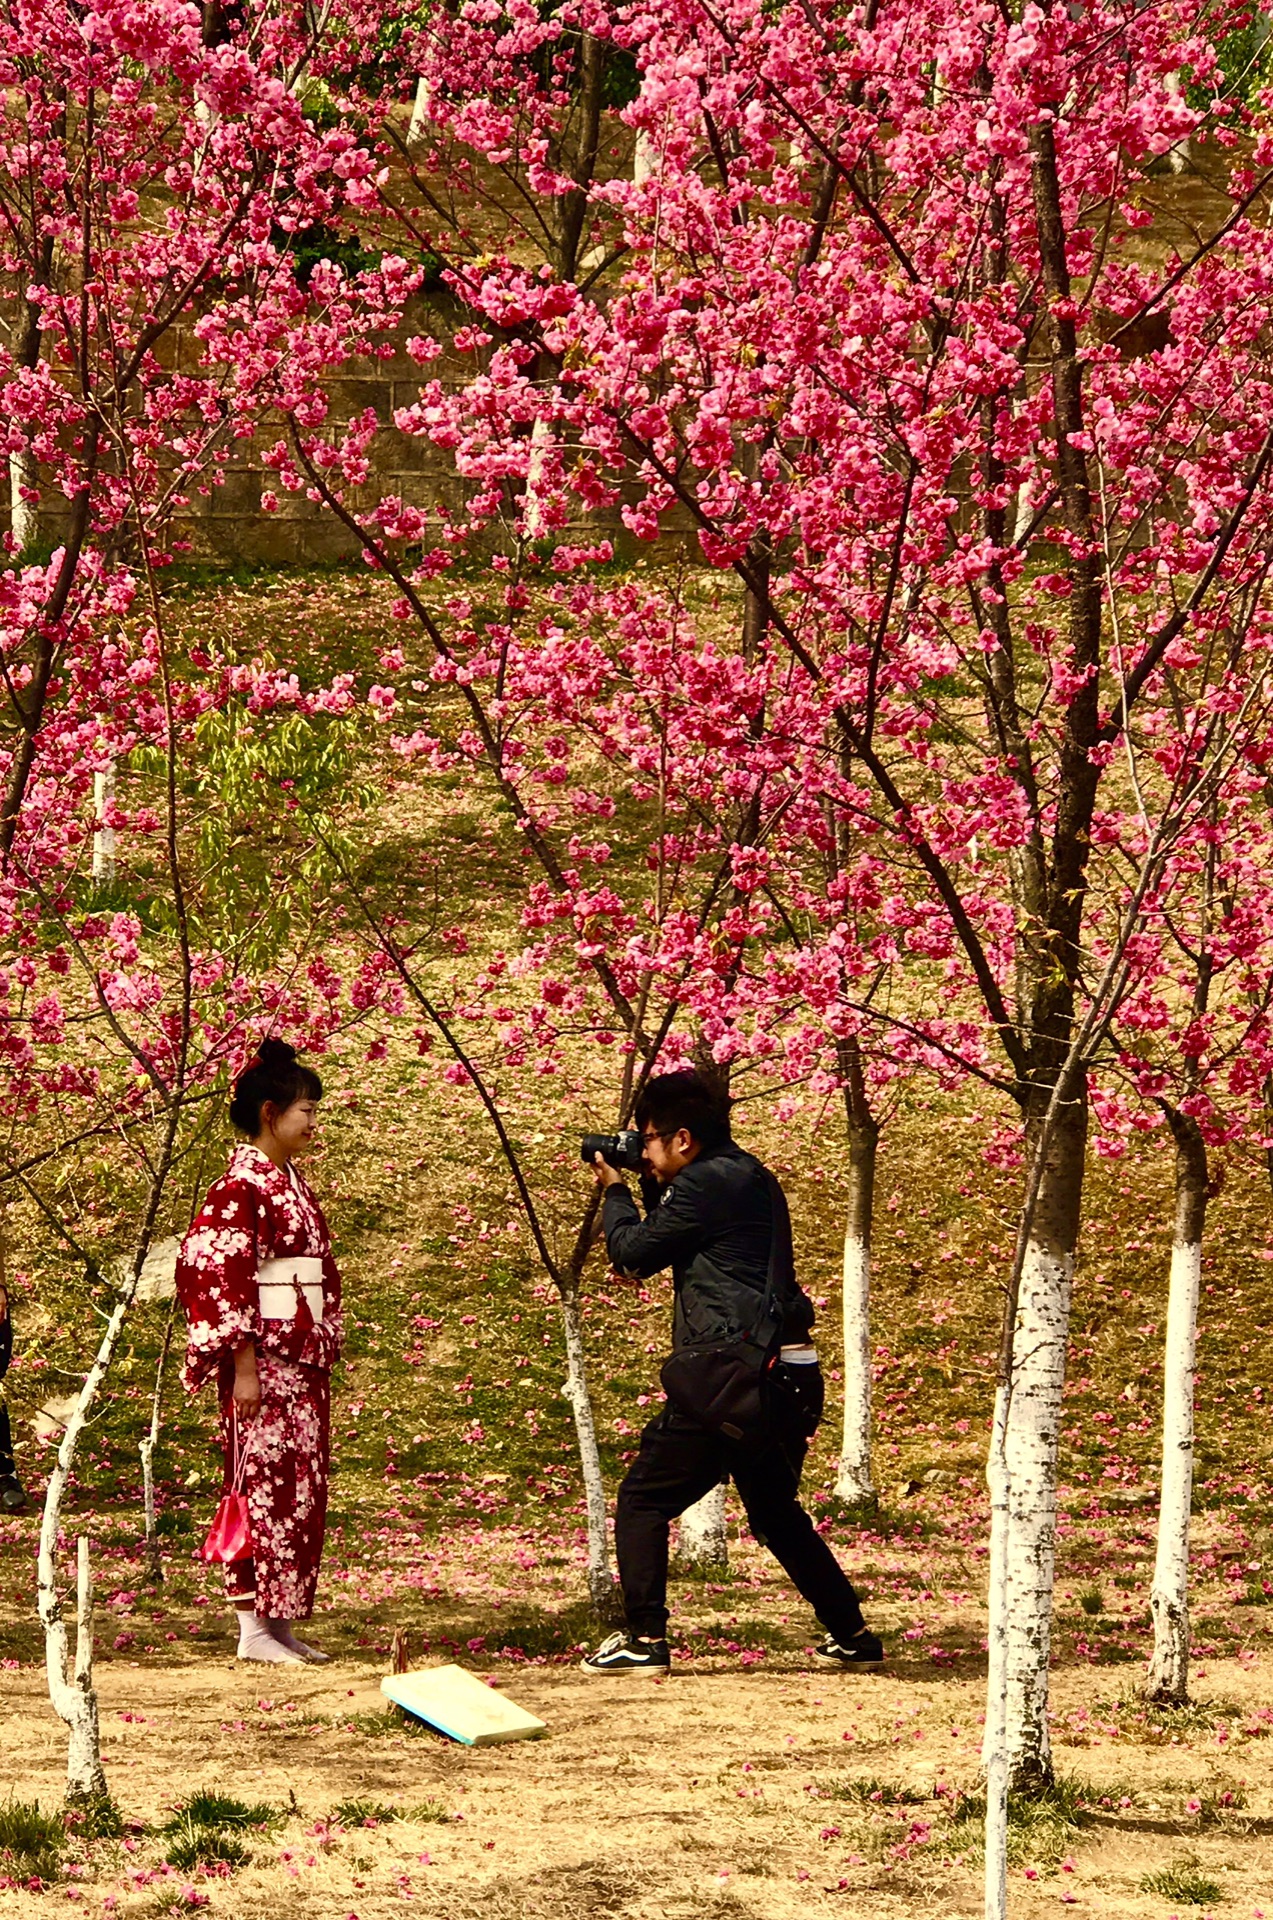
579, 1659, 670, 1677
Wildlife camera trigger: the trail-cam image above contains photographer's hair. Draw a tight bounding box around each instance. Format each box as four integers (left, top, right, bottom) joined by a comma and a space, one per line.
229, 1038, 323, 1137
634, 1069, 732, 1150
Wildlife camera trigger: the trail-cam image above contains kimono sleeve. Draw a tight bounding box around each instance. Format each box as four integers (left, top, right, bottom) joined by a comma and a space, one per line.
177, 1177, 264, 1392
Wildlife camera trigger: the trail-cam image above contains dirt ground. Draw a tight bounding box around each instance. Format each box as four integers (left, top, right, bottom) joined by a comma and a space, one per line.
4, 1642, 1272, 1919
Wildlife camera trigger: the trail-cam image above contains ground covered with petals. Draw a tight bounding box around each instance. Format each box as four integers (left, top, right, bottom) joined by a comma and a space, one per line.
2, 576, 1272, 1917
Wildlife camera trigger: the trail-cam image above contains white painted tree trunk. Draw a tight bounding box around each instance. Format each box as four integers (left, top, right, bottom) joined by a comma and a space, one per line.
984, 1380, 1012, 1920
408, 76, 432, 149
140, 1302, 175, 1586
981, 1086, 1085, 1911
1164, 71, 1189, 173
10, 449, 36, 552
523, 416, 553, 541
559, 1282, 615, 1610
38, 1278, 139, 1802
835, 1227, 873, 1502
92, 765, 116, 881
67, 1539, 103, 1797
633, 128, 656, 187
995, 1235, 1071, 1789
1147, 1238, 1199, 1700
1146, 1108, 1207, 1704
677, 1481, 728, 1571
835, 1059, 877, 1504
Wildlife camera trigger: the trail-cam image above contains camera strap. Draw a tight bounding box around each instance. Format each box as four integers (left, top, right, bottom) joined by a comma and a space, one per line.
749, 1169, 793, 1355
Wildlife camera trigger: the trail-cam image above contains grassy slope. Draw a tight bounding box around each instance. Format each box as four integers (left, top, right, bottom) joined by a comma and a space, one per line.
0, 573, 1271, 1914
3, 570, 1271, 1676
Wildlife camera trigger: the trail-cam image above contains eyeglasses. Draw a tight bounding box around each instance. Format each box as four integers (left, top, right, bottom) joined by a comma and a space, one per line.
640, 1128, 675, 1145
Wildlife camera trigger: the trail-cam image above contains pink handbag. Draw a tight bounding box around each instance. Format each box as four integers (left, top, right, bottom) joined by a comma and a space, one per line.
200, 1411, 253, 1564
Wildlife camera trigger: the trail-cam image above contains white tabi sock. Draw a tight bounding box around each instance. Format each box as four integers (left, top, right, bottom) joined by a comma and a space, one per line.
236, 1610, 306, 1663
267, 1617, 331, 1664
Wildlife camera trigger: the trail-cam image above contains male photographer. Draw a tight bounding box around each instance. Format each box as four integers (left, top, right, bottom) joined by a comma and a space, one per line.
581, 1069, 882, 1677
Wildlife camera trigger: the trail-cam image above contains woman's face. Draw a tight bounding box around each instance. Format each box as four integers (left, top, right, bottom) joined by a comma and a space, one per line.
261, 1097, 319, 1158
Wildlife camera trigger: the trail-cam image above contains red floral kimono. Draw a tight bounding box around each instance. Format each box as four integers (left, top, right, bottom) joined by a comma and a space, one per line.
177, 1145, 343, 1619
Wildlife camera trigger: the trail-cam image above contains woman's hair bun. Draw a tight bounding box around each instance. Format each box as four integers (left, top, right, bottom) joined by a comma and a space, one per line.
256, 1037, 298, 1070
229, 1036, 323, 1137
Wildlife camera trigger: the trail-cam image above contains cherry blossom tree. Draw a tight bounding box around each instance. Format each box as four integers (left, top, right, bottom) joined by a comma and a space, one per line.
219, 0, 1273, 1856
0, 0, 387, 877
1089, 781, 1273, 1704
439, 0, 1273, 1814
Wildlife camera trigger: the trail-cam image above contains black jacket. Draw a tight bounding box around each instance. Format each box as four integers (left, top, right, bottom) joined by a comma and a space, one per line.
602, 1141, 815, 1354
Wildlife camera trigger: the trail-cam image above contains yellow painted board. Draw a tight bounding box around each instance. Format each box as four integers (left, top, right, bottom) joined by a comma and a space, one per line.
380, 1665, 547, 1746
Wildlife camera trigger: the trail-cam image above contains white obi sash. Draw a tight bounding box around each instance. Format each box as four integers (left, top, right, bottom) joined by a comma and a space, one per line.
257, 1255, 325, 1325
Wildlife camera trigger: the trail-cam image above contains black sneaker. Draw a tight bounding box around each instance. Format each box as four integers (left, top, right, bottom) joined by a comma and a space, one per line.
580, 1631, 670, 1676
814, 1630, 885, 1668
0, 1476, 28, 1515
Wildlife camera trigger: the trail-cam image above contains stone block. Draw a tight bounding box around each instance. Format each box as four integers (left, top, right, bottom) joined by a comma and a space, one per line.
325, 378, 396, 424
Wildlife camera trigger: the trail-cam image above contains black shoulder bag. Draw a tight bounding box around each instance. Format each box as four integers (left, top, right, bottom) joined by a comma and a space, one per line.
658, 1171, 792, 1444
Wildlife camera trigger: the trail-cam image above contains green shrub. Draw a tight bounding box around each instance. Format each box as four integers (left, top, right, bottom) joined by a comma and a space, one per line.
954, 1774, 1108, 1868
1197, 1786, 1248, 1825
409, 1800, 452, 1824
159, 1791, 279, 1874
1140, 1856, 1223, 1905
819, 1777, 928, 1806
0, 1799, 66, 1886
1079, 1588, 1104, 1616
333, 1799, 403, 1829
173, 1789, 279, 1833
163, 1823, 251, 1874
65, 1795, 125, 1840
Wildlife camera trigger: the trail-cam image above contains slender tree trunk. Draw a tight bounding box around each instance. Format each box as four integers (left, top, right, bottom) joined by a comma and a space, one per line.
984, 1374, 1012, 1920
677, 1482, 728, 1572
407, 75, 431, 149
1146, 1106, 1207, 1704
984, 1090, 1086, 1800
523, 416, 553, 541
140, 1301, 175, 1586
68, 1539, 102, 1797
552, 34, 604, 283
558, 1278, 616, 1613
8, 235, 51, 557
1164, 71, 1189, 173
9, 451, 37, 553
38, 1279, 138, 1803
835, 1049, 877, 1505
633, 128, 656, 186
92, 764, 116, 882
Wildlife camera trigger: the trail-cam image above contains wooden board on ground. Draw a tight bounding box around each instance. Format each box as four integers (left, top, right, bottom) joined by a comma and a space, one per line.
380, 1665, 548, 1746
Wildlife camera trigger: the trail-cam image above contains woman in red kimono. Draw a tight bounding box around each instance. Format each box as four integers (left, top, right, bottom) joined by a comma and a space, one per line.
177, 1039, 343, 1664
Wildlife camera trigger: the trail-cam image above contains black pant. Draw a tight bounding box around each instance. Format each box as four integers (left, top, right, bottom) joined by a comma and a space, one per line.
614, 1362, 867, 1644
0, 1400, 14, 1479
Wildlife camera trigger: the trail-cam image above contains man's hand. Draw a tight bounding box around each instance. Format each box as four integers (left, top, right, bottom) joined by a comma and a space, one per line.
0, 1284, 8, 1324
233, 1341, 261, 1420
592, 1151, 625, 1191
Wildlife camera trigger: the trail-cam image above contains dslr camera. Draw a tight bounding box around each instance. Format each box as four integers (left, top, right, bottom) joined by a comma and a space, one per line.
580, 1129, 644, 1171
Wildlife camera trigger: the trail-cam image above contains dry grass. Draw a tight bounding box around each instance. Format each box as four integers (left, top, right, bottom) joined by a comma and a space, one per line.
3, 1650, 1272, 1916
